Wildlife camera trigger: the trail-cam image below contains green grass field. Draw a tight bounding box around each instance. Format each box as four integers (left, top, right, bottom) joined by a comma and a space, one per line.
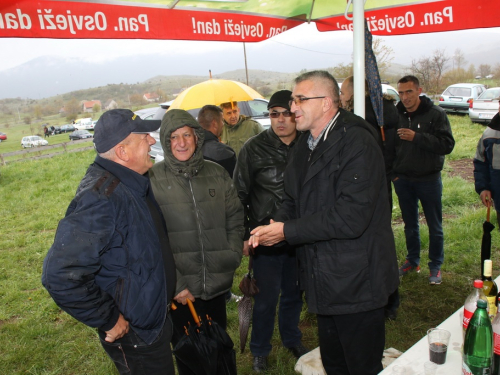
0, 114, 498, 374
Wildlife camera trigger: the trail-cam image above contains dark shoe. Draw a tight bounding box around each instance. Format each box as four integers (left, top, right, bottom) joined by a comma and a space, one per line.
252, 356, 267, 373
429, 269, 442, 285
385, 309, 397, 321
398, 260, 420, 276
287, 343, 310, 359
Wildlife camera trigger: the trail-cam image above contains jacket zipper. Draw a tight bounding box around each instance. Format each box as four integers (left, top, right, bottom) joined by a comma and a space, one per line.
188, 176, 206, 294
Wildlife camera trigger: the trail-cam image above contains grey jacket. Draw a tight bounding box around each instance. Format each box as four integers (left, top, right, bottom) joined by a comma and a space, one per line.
150, 109, 244, 300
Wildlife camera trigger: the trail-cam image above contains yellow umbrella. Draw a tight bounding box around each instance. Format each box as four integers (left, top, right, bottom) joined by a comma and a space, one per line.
169, 79, 263, 111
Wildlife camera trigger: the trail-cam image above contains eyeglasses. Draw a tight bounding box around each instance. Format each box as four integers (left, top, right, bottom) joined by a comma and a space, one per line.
289, 96, 326, 106
269, 110, 293, 118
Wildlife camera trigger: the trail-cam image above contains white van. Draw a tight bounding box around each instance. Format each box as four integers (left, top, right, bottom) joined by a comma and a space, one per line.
74, 118, 93, 130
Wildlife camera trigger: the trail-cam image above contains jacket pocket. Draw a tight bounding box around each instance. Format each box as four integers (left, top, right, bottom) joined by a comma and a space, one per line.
114, 278, 125, 310
316, 244, 372, 305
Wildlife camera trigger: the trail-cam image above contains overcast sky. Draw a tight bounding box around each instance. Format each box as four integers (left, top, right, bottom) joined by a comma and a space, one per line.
2, 23, 500, 75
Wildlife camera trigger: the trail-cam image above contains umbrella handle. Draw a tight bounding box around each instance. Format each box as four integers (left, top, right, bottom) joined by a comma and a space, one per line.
187, 299, 201, 327
487, 205, 491, 223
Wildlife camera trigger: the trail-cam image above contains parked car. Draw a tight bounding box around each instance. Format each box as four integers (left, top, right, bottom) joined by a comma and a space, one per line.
135, 107, 159, 120
0, 132, 7, 141
69, 130, 93, 140
59, 124, 76, 133
438, 83, 486, 115
21, 135, 48, 148
53, 126, 61, 134
74, 118, 93, 130
382, 83, 400, 103
151, 98, 271, 129
469, 87, 500, 123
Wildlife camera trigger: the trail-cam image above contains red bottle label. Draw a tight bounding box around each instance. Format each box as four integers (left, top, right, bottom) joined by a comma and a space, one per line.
464, 307, 474, 330
494, 332, 500, 355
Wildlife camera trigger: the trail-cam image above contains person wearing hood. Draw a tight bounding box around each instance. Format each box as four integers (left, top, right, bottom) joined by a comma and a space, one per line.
474, 98, 500, 227
220, 101, 264, 157
149, 109, 244, 375
393, 75, 455, 285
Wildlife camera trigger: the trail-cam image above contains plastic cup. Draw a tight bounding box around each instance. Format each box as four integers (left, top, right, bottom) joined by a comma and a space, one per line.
424, 361, 438, 375
427, 328, 451, 365
391, 365, 406, 374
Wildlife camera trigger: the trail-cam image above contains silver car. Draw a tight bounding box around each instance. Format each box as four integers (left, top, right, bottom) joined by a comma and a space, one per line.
469, 87, 500, 124
438, 83, 486, 115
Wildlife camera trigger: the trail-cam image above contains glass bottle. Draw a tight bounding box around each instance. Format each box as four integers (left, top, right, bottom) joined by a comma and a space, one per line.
483, 259, 498, 320
463, 299, 493, 374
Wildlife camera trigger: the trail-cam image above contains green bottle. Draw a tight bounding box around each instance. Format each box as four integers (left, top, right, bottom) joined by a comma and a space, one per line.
463, 299, 493, 375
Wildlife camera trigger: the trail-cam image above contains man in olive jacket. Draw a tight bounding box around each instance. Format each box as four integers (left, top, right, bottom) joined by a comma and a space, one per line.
250, 71, 399, 375
220, 101, 264, 157
149, 109, 244, 375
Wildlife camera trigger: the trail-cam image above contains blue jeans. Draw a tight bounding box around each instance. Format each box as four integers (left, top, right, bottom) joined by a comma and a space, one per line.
393, 177, 444, 270
99, 315, 175, 375
250, 246, 303, 357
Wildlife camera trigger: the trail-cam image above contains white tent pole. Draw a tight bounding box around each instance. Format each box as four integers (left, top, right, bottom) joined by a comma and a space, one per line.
352, 0, 365, 119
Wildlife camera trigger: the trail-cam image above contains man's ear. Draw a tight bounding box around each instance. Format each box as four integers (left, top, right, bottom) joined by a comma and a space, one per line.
323, 96, 334, 113
114, 144, 130, 162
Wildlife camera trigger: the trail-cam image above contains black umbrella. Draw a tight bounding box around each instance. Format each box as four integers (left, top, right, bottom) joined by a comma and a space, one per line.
481, 205, 495, 276
173, 299, 237, 375
238, 256, 259, 353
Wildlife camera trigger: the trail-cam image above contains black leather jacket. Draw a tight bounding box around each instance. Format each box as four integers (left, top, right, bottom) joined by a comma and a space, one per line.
233, 128, 299, 238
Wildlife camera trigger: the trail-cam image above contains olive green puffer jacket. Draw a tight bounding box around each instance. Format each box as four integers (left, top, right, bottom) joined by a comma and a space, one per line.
150, 109, 244, 300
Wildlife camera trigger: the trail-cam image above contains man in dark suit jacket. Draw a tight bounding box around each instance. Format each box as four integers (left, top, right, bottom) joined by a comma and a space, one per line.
197, 105, 237, 177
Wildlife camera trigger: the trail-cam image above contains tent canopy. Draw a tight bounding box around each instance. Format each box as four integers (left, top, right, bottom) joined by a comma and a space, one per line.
1, 0, 498, 41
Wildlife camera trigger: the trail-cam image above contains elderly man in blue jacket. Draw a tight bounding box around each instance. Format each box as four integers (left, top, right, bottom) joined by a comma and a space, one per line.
42, 109, 177, 375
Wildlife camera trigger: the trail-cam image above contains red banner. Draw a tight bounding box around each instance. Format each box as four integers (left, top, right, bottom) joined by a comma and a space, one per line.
0, 1, 303, 41
316, 0, 500, 36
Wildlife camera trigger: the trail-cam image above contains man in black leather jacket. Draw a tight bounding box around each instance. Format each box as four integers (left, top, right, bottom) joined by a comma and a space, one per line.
234, 90, 308, 373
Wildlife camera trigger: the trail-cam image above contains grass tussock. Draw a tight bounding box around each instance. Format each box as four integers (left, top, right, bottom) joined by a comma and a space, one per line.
0, 115, 497, 374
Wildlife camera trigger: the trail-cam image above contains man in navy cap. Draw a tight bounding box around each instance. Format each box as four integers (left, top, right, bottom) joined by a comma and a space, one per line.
234, 90, 308, 372
42, 109, 176, 375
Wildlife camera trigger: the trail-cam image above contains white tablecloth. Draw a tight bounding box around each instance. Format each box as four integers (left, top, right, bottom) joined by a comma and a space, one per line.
379, 306, 464, 374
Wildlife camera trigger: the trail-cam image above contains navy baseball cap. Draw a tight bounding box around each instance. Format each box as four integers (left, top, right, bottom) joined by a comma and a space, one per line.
93, 109, 161, 153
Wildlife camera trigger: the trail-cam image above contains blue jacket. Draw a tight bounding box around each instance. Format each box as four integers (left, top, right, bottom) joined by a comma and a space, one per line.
42, 156, 168, 345
474, 113, 500, 212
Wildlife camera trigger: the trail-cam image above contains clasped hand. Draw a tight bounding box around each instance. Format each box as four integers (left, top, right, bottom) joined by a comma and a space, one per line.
249, 219, 285, 248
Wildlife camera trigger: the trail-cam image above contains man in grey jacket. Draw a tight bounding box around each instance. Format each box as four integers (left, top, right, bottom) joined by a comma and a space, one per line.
249, 71, 399, 375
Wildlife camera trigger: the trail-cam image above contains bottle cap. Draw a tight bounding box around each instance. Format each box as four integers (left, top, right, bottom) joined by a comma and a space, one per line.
474, 279, 484, 288
477, 299, 487, 309
484, 259, 493, 277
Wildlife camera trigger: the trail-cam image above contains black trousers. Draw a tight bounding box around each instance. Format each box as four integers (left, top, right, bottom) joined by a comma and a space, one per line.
317, 307, 385, 375
99, 316, 175, 375
171, 294, 227, 375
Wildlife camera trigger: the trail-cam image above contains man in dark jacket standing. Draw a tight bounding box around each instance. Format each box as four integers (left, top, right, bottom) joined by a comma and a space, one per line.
234, 90, 308, 372
42, 109, 177, 375
197, 104, 237, 177
394, 75, 455, 285
249, 71, 399, 375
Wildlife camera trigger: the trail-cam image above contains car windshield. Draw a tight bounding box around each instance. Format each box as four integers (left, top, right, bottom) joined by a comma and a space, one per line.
248, 99, 269, 117
479, 89, 500, 100
444, 87, 471, 97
